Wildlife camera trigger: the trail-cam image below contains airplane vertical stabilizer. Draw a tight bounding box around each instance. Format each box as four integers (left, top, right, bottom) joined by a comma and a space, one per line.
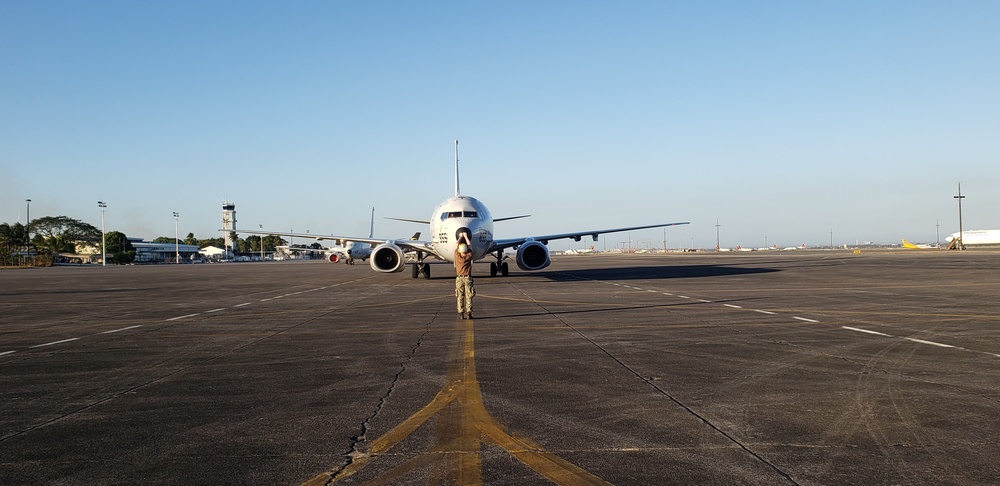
454, 139, 460, 196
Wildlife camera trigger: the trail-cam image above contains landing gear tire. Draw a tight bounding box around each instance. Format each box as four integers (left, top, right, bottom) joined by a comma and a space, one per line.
422, 264, 431, 279
501, 261, 509, 277
412, 263, 420, 279
490, 262, 498, 277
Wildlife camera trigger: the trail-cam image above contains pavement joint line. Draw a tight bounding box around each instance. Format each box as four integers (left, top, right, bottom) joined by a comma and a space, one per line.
724, 304, 742, 309
905, 337, 956, 348
30, 337, 80, 348
678, 295, 691, 299
662, 292, 673, 296
205, 308, 226, 313
842, 326, 892, 337
234, 303, 252, 307
793, 316, 818, 323
101, 325, 142, 334
166, 313, 200, 321
0, 351, 15, 356
698, 299, 713, 303
754, 310, 777, 315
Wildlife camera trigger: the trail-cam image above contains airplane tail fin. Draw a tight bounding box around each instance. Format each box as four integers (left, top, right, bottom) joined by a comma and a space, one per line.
454, 139, 460, 196
902, 238, 917, 249
368, 207, 375, 238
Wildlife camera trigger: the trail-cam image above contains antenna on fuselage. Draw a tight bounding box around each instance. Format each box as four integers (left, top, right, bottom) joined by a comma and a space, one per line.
454, 139, 460, 196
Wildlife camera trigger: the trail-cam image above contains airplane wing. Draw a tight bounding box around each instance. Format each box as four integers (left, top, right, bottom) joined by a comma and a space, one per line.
488, 221, 690, 253
235, 229, 441, 258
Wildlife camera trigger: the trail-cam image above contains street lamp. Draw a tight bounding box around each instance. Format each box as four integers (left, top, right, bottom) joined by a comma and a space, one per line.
98, 201, 107, 266
173, 212, 180, 263
715, 219, 721, 252
25, 199, 31, 234
259, 224, 264, 261
954, 182, 965, 250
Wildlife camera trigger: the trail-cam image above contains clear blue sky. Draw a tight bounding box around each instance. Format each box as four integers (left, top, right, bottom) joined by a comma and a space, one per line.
3, 1, 998, 249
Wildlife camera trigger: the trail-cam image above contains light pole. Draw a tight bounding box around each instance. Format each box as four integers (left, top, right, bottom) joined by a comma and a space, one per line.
954, 182, 965, 250
173, 212, 180, 263
715, 219, 721, 252
98, 201, 107, 266
23, 198, 32, 265
259, 224, 264, 261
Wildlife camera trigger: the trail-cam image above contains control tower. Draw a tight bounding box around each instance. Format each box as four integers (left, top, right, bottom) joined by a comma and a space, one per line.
222, 201, 237, 249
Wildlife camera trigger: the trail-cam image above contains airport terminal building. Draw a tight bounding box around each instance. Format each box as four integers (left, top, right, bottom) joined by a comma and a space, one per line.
132, 240, 201, 264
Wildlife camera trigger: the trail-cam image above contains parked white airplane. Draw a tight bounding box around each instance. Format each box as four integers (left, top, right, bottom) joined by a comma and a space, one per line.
323, 208, 376, 265
945, 229, 1000, 247
240, 141, 689, 278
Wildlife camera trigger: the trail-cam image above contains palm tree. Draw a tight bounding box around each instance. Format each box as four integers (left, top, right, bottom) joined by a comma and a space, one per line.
0, 222, 30, 265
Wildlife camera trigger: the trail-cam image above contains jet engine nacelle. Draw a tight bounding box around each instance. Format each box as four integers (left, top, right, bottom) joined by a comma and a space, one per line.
516, 240, 551, 271
328, 254, 340, 263
370, 243, 406, 273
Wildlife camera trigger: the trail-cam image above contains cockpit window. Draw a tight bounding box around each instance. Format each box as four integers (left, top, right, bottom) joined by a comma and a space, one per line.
442, 211, 478, 219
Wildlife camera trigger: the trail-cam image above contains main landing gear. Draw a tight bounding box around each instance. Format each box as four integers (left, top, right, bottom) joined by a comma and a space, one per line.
411, 251, 431, 279
489, 250, 509, 277
411, 262, 431, 279
408, 251, 510, 279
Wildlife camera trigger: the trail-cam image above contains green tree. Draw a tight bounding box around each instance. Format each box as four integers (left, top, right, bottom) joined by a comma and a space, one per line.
184, 232, 197, 245
263, 234, 286, 251
30, 216, 101, 244
245, 235, 263, 252
230, 232, 247, 253
152, 236, 175, 244
0, 222, 30, 265
19, 216, 102, 258
104, 231, 136, 264
32, 233, 77, 254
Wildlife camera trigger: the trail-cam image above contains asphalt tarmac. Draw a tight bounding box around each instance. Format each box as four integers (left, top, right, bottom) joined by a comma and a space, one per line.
2, 250, 1000, 485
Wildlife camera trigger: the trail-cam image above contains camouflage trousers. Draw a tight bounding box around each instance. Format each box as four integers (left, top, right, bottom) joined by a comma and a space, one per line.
455, 276, 475, 313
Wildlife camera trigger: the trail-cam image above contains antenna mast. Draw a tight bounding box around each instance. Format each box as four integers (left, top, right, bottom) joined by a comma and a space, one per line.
454, 139, 460, 196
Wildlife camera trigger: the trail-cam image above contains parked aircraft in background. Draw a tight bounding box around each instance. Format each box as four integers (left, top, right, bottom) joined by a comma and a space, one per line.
945, 229, 1000, 249
239, 141, 688, 278
562, 245, 596, 255
901, 239, 935, 250
782, 244, 807, 251
322, 208, 376, 265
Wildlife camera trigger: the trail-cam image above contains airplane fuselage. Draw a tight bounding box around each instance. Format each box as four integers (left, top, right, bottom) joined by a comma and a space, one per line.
430, 195, 495, 263
946, 229, 1000, 246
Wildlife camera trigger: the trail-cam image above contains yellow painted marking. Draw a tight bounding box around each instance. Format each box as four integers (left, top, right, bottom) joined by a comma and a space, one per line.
303, 318, 612, 486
